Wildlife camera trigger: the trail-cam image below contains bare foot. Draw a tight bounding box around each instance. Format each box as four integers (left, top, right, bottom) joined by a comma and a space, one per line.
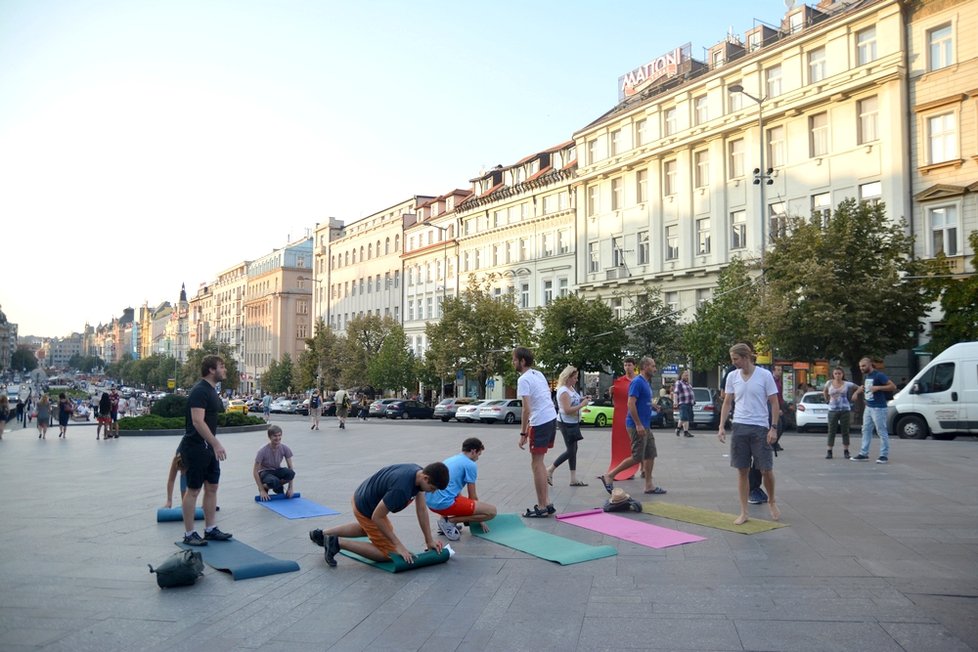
769, 501, 781, 521
733, 514, 749, 525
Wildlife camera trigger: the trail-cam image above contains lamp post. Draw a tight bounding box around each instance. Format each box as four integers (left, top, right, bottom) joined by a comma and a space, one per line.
729, 84, 774, 272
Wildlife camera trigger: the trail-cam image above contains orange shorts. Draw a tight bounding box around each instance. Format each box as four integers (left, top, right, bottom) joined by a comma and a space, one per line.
430, 495, 477, 518
352, 498, 397, 558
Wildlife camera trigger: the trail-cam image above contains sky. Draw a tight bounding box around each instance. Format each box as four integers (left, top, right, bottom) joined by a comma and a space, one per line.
1, 0, 779, 338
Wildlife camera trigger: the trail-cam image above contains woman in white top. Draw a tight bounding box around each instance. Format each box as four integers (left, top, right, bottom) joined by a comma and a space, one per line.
823, 367, 856, 459
546, 365, 591, 487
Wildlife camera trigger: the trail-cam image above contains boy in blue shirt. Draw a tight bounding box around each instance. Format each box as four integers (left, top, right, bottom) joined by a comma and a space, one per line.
426, 438, 497, 541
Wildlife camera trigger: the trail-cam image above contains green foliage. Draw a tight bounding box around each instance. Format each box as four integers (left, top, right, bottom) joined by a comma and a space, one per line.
183, 340, 239, 391
367, 323, 417, 393
119, 412, 263, 430
926, 231, 978, 354
67, 354, 102, 373
339, 315, 400, 388
10, 347, 38, 372
759, 199, 938, 377
682, 258, 759, 371
217, 412, 264, 427
263, 354, 294, 394
625, 287, 684, 363
151, 394, 187, 418
535, 293, 627, 375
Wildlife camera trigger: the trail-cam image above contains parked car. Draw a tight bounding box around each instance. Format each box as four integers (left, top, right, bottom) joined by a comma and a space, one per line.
226, 399, 249, 415
676, 387, 720, 429
384, 400, 434, 419
478, 399, 522, 424
433, 397, 476, 422
455, 400, 490, 423
580, 398, 671, 428
321, 400, 337, 416
793, 391, 829, 432
270, 398, 297, 414
369, 398, 399, 417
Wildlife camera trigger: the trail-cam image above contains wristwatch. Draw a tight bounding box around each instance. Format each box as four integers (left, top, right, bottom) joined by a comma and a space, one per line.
769, 424, 778, 429
520, 432, 528, 437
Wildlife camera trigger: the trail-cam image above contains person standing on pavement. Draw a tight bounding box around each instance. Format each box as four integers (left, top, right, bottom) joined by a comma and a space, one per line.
309, 390, 321, 430
600, 357, 666, 496
547, 365, 591, 487
0, 395, 8, 439
672, 369, 696, 438
261, 393, 272, 422
514, 346, 559, 518
851, 357, 896, 464
108, 388, 121, 438
823, 367, 856, 459
36, 394, 50, 439
178, 355, 233, 546
334, 388, 350, 429
718, 343, 781, 524
97, 392, 112, 439
56, 393, 72, 438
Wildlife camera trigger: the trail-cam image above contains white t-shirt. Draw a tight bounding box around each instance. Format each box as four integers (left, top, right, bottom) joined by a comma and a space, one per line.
517, 368, 557, 426
724, 365, 778, 428
556, 385, 582, 424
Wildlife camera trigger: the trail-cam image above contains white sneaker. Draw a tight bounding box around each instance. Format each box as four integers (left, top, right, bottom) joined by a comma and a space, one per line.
437, 517, 460, 541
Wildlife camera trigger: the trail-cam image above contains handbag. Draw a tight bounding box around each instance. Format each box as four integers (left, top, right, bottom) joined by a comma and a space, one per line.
148, 550, 204, 588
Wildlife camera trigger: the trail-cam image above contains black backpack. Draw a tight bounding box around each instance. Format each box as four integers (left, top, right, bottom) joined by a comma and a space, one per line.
148, 550, 204, 588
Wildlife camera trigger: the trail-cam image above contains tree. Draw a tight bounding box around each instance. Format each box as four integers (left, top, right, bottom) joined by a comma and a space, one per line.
624, 287, 684, 363
262, 354, 294, 394
367, 324, 417, 394
759, 199, 939, 379
11, 347, 38, 372
682, 258, 759, 372
926, 231, 978, 355
340, 314, 400, 388
535, 293, 627, 375
182, 340, 239, 391
67, 354, 103, 373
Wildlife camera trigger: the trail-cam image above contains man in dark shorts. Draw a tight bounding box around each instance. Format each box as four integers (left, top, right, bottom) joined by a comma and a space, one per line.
514, 346, 558, 518
109, 388, 121, 438
178, 355, 232, 546
309, 462, 449, 566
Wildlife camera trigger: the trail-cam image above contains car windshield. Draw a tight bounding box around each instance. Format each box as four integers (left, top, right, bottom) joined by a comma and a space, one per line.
802, 393, 827, 404
437, 399, 453, 406
693, 389, 712, 401
485, 400, 506, 406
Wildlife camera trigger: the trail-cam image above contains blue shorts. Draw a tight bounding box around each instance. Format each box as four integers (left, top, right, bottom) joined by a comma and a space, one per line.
528, 419, 557, 454
679, 403, 694, 422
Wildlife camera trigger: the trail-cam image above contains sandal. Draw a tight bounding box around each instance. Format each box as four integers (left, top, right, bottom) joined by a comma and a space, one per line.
643, 486, 668, 495
569, 481, 589, 487
523, 505, 550, 518
598, 475, 614, 495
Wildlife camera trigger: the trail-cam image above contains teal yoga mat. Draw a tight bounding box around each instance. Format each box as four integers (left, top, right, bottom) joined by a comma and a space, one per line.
175, 538, 299, 580
470, 513, 617, 565
339, 548, 450, 573
157, 507, 204, 522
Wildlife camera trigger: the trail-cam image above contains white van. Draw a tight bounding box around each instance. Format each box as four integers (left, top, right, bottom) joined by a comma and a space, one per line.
888, 341, 978, 441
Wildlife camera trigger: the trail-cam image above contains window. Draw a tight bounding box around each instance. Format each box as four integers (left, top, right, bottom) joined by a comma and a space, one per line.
543, 280, 554, 305
728, 83, 743, 112
694, 95, 709, 125
587, 139, 599, 165
665, 291, 678, 312
664, 107, 678, 136
612, 237, 625, 267
927, 112, 957, 164
857, 96, 878, 144
558, 229, 570, 254
929, 205, 959, 256
767, 125, 785, 168
696, 218, 711, 255
588, 242, 600, 273
520, 283, 530, 309
635, 118, 648, 147
426, 297, 433, 320
914, 362, 955, 394
694, 150, 709, 188
492, 244, 500, 266
611, 297, 625, 320
638, 230, 650, 265
663, 160, 677, 196
788, 10, 804, 33
542, 233, 554, 257
712, 49, 724, 68
636, 169, 648, 203
610, 129, 622, 157
587, 185, 600, 216
696, 288, 712, 308
812, 192, 832, 226
856, 27, 877, 65
765, 65, 782, 98
808, 47, 826, 83
810, 112, 829, 157
927, 23, 953, 71
730, 210, 747, 249
408, 301, 414, 321
769, 202, 787, 241
519, 238, 527, 261
729, 139, 745, 178
665, 225, 679, 260
611, 177, 623, 210
558, 278, 569, 297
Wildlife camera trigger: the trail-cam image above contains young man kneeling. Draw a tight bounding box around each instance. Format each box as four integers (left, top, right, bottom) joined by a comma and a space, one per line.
254, 425, 295, 500
427, 437, 496, 541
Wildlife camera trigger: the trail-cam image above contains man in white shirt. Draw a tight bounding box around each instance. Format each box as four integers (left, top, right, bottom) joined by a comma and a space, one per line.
514, 346, 558, 518
717, 343, 781, 525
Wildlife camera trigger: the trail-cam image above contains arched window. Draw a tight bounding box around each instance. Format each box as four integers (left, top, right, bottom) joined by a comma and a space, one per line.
394, 235, 400, 252
385, 237, 390, 255
360, 246, 365, 261
352, 249, 357, 264
376, 240, 382, 257
344, 251, 349, 266
367, 243, 373, 259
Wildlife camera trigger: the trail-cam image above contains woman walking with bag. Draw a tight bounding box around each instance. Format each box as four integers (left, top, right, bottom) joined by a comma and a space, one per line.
547, 365, 591, 487
823, 367, 856, 459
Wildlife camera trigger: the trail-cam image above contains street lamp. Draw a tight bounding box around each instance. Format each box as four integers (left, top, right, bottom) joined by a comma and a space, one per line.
729, 84, 774, 272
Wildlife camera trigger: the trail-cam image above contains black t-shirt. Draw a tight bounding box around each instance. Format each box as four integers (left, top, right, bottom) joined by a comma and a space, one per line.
353, 464, 421, 517
185, 379, 224, 439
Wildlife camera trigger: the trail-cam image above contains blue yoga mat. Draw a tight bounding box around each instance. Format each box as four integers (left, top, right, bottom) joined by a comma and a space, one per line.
174, 538, 299, 580
157, 507, 204, 522
254, 493, 340, 519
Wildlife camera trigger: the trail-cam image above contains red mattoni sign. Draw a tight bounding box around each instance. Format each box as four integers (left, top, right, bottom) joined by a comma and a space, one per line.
618, 43, 691, 101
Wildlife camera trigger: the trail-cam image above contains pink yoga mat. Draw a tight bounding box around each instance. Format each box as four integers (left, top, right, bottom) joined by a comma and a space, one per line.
557, 508, 706, 549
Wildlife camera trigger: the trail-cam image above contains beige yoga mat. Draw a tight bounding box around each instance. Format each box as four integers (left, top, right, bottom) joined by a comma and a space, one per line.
642, 502, 787, 534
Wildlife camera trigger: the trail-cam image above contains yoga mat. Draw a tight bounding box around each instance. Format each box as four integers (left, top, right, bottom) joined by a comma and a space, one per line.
254, 493, 340, 519
175, 538, 300, 580
470, 513, 617, 565
157, 507, 204, 522
556, 508, 705, 549
642, 502, 787, 534
339, 548, 450, 573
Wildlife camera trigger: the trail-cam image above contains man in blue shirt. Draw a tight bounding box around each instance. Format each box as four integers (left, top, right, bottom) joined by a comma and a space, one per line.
426, 437, 497, 541
851, 357, 896, 464
600, 356, 666, 495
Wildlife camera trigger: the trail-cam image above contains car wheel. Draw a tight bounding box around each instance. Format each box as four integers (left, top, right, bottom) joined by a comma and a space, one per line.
797, 425, 807, 433
595, 413, 607, 427
895, 414, 928, 440
504, 412, 516, 424
441, 417, 450, 422
401, 412, 409, 419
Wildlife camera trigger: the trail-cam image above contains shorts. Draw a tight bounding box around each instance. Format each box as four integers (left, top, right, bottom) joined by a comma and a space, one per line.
352, 499, 397, 558
110, 411, 119, 423
528, 419, 557, 454
729, 423, 774, 471
97, 415, 110, 425
679, 403, 694, 422
627, 425, 657, 460
177, 435, 221, 490
430, 495, 477, 518
337, 407, 349, 418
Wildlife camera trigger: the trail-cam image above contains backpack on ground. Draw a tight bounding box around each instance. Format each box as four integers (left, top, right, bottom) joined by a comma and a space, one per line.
148, 550, 204, 588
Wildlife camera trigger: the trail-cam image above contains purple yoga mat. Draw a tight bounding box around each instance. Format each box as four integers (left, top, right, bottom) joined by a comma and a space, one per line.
556, 508, 706, 549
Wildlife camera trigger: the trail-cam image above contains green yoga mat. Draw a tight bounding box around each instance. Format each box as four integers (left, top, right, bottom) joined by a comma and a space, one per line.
339, 548, 449, 573
471, 513, 617, 565
641, 502, 787, 534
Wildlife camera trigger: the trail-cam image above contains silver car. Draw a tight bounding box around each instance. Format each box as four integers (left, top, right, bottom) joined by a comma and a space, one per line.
455, 400, 490, 423
478, 399, 522, 424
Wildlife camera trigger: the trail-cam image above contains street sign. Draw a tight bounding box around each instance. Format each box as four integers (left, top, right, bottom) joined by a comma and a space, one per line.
486, 378, 495, 389
662, 364, 679, 374
167, 378, 176, 389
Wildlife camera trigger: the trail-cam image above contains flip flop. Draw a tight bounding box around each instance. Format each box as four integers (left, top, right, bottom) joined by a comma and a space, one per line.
523, 505, 550, 518
598, 475, 614, 494
644, 487, 668, 495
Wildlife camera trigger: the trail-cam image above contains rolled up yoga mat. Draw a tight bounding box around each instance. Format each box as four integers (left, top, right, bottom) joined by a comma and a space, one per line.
339, 547, 449, 573
157, 507, 204, 522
